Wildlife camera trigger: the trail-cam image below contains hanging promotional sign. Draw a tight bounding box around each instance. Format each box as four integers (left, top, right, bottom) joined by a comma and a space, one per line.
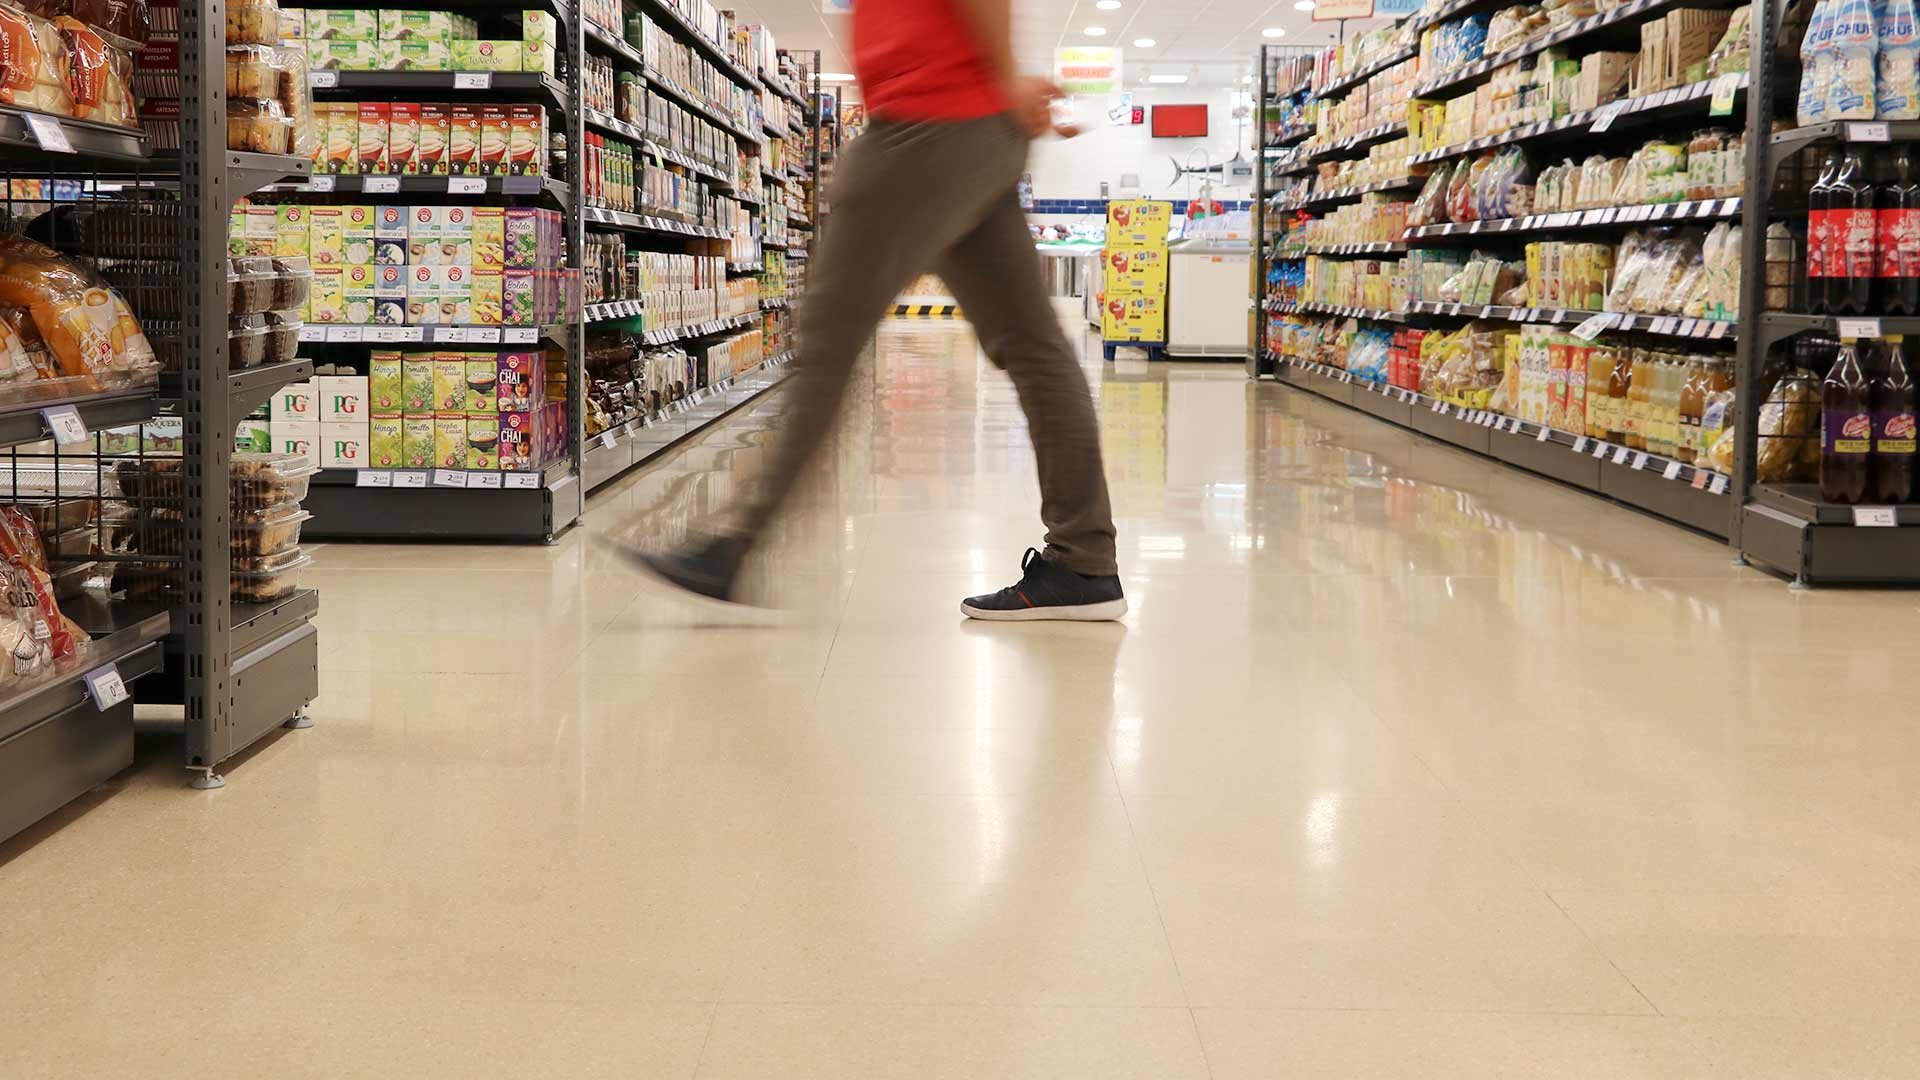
1054, 46, 1123, 95
1374, 0, 1421, 14
1312, 0, 1375, 18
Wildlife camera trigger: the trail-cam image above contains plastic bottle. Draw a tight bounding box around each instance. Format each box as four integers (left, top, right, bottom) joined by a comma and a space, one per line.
1802, 0, 1839, 126
1679, 356, 1710, 464
1607, 350, 1633, 443
1834, 147, 1878, 315
1823, 337, 1874, 503
1882, 0, 1920, 119
1627, 351, 1653, 451
1873, 334, 1918, 500
1809, 149, 1843, 313
1830, 0, 1882, 120
1880, 144, 1920, 313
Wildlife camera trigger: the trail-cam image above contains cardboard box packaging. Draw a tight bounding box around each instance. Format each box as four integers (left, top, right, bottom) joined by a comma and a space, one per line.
379, 10, 452, 43
466, 414, 500, 469
401, 415, 436, 466
1101, 295, 1166, 342
504, 208, 539, 268
318, 374, 368, 422
271, 380, 317, 422
502, 269, 536, 325
307, 8, 377, 39
244, 205, 278, 256
1105, 199, 1173, 246
320, 421, 367, 469
308, 39, 380, 69
320, 102, 357, 173
405, 264, 438, 324
357, 102, 388, 174
369, 352, 403, 411
341, 263, 377, 324
342, 203, 376, 264
464, 357, 497, 413
235, 417, 273, 453
308, 206, 346, 266
367, 414, 404, 468
401, 356, 436, 413
521, 10, 557, 75
472, 269, 504, 325
452, 39, 522, 71
275, 205, 309, 257
308, 266, 346, 322
498, 410, 535, 470
479, 105, 510, 176
1104, 246, 1168, 295
473, 207, 505, 268
439, 265, 473, 323
433, 416, 468, 468
497, 351, 542, 410
278, 6, 304, 40
417, 104, 451, 175
270, 421, 320, 468
448, 105, 482, 174
387, 103, 420, 174
508, 105, 542, 176
432, 354, 468, 412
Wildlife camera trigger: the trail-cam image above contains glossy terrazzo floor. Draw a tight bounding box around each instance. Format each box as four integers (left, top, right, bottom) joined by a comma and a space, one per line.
5, 312, 1920, 1077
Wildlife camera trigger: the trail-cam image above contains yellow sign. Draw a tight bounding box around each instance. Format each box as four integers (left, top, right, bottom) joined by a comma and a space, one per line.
1312, 0, 1375, 18
1054, 46, 1122, 95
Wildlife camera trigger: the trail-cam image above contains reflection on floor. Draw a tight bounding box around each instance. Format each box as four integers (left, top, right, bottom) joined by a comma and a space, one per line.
5, 314, 1920, 1078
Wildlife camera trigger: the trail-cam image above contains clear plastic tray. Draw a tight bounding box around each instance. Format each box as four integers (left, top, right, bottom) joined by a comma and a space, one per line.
232, 549, 310, 603
232, 501, 311, 556
231, 452, 318, 509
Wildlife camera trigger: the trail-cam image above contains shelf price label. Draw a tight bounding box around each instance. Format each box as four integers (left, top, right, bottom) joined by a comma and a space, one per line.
432, 469, 467, 487
1536, 424, 1552, 442
1855, 506, 1898, 527
309, 69, 338, 88
1849, 121, 1891, 143
467, 327, 501, 344
392, 470, 428, 487
1692, 468, 1712, 490
23, 112, 73, 152
1709, 72, 1742, 116
469, 471, 503, 489
327, 325, 364, 343
1573, 435, 1589, 453
307, 175, 336, 193
1631, 451, 1650, 470
1663, 460, 1684, 480
298, 325, 325, 342
82, 663, 128, 710
354, 470, 392, 487
504, 472, 540, 489
433, 326, 469, 343
504, 327, 537, 344
1836, 317, 1882, 339
1570, 312, 1616, 342
40, 404, 88, 445
363, 176, 400, 194
1589, 101, 1625, 132
453, 71, 493, 90
599, 430, 617, 448
368, 325, 414, 343
448, 176, 488, 194
1708, 473, 1729, 495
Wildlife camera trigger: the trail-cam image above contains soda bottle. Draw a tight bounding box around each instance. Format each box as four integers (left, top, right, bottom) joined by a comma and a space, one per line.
1809, 148, 1842, 313
1873, 334, 1918, 500
1833, 147, 1878, 316
1879, 145, 1920, 314
1823, 337, 1874, 502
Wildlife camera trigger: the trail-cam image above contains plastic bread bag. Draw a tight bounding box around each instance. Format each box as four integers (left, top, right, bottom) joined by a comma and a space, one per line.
1411, 167, 1451, 226
0, 4, 77, 116
1605, 232, 1655, 311
1829, 0, 1877, 119
1708, 4, 1752, 75
1673, 252, 1709, 316
55, 16, 136, 127
15, 0, 146, 47
271, 44, 317, 158
1579, 155, 1615, 208
226, 0, 277, 45
0, 506, 79, 670
0, 234, 157, 392
1880, 0, 1920, 118
1447, 158, 1477, 222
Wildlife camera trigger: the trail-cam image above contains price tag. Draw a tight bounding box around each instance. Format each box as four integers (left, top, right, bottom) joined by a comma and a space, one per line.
467, 327, 501, 343
306, 174, 336, 193
1590, 101, 1624, 132
1448, 303, 1463, 316
355, 470, 393, 487
448, 176, 488, 194
327, 325, 364, 343
504, 471, 540, 489
1651, 317, 1676, 335
1601, 208, 1620, 223
1692, 468, 1711, 490
1662, 460, 1684, 480
432, 469, 468, 487
623, 420, 638, 436
394, 470, 428, 488
1537, 424, 1552, 442
1708, 473, 1729, 495
1836, 317, 1882, 339
1854, 505, 1898, 526
433, 326, 469, 343
1438, 402, 1452, 416
1710, 71, 1743, 114
1570, 312, 1616, 342
453, 71, 493, 90
469, 471, 503, 489
1552, 310, 1566, 323
309, 69, 338, 88
1613, 446, 1632, 465
367, 325, 412, 343
1593, 441, 1611, 459
599, 430, 617, 448
363, 176, 401, 194
39, 404, 87, 445
1573, 435, 1589, 453
82, 664, 128, 710
505, 327, 537, 344
1849, 121, 1891, 142
1631, 451, 1650, 470
1709, 321, 1730, 340
298, 325, 325, 342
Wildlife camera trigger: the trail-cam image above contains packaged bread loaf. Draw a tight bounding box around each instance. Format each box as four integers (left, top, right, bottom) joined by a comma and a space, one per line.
15, 0, 148, 48
228, 96, 292, 153
0, 234, 158, 392
225, 0, 276, 44
56, 16, 137, 127
0, 4, 77, 116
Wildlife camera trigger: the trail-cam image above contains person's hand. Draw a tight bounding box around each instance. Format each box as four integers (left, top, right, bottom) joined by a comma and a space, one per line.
1010, 75, 1080, 139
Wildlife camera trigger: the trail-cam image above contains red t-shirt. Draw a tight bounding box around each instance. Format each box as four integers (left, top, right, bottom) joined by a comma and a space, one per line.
853, 0, 1010, 121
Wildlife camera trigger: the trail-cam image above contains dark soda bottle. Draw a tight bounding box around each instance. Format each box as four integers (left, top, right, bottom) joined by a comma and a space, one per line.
1833, 148, 1878, 316
1873, 334, 1918, 502
1808, 149, 1842, 314
1879, 146, 1920, 315
1823, 337, 1873, 503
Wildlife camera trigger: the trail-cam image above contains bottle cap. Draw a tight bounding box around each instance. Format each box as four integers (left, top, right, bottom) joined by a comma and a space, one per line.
1888, 335, 1906, 343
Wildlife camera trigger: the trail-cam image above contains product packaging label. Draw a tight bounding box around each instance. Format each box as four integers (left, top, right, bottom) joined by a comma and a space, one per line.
1827, 408, 1875, 454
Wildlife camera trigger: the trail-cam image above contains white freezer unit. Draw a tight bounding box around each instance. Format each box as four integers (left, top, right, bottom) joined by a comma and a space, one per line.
1166, 240, 1251, 359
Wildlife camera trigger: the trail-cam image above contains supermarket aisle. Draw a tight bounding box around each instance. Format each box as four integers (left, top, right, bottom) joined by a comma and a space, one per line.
6, 315, 1920, 1078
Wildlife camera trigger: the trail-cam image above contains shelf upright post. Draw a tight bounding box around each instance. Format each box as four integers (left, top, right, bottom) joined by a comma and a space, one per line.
811, 50, 823, 228
180, 0, 236, 781
568, 3, 588, 512
1250, 45, 1271, 379
1730, 0, 1784, 549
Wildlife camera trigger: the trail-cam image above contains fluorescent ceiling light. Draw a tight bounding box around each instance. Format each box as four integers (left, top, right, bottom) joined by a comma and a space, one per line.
1084, 25, 1107, 36
1295, 0, 1317, 9
817, 72, 856, 82
1146, 73, 1189, 83
1133, 37, 1156, 47
1262, 27, 1286, 37
1096, 0, 1122, 8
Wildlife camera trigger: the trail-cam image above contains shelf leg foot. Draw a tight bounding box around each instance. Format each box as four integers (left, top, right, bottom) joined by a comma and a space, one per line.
1731, 553, 1749, 567
190, 769, 226, 791
284, 709, 313, 730
1789, 573, 1810, 591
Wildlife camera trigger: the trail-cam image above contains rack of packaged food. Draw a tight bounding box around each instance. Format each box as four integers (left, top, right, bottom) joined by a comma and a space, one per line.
1723, 0, 1920, 582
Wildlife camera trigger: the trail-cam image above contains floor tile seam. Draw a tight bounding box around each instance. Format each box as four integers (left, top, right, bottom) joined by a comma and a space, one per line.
696, 997, 1672, 1017
1112, 750, 1203, 1016
685, 1002, 724, 1080
1542, 888, 1667, 1018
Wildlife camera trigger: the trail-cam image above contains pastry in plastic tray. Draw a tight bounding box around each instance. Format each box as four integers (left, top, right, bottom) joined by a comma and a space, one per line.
228, 256, 276, 314
262, 309, 301, 361
232, 548, 309, 603
231, 452, 317, 509
226, 43, 279, 98
225, 0, 277, 45
228, 96, 292, 154
232, 501, 310, 556
229, 315, 269, 368
8, 496, 94, 533
270, 256, 310, 310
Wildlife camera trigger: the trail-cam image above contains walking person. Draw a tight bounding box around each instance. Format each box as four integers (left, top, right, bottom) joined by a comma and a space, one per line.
624, 0, 1124, 621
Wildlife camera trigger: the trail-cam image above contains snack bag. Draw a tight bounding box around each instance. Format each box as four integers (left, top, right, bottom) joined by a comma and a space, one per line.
1880, 0, 1920, 118
1801, 0, 1838, 125
1830, 0, 1879, 120
55, 16, 137, 127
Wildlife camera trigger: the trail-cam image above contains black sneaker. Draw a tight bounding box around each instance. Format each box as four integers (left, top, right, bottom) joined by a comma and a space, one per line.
619, 534, 754, 609
961, 548, 1127, 622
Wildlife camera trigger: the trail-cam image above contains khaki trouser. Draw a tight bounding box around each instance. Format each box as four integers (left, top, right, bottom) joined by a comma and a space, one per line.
735, 112, 1119, 576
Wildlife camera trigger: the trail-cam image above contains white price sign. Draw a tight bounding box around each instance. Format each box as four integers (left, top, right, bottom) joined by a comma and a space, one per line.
354, 469, 393, 487
1536, 424, 1552, 442
433, 326, 469, 343
327, 325, 364, 342
1570, 313, 1616, 342
1573, 436, 1589, 453
1594, 441, 1611, 459
40, 404, 87, 445
1836, 318, 1883, 339
599, 431, 617, 448
1663, 460, 1684, 480
82, 663, 128, 710
453, 71, 493, 90
298, 325, 325, 342
368, 326, 412, 343
504, 327, 538, 344
504, 471, 540, 489
1589, 101, 1625, 132
432, 469, 468, 487
469, 471, 503, 488
1855, 505, 1898, 526
363, 176, 401, 194
448, 176, 488, 194
467, 327, 501, 343
1631, 451, 1650, 470
307, 174, 336, 192
309, 69, 338, 88
1849, 121, 1891, 142
1708, 473, 1729, 495
394, 470, 429, 487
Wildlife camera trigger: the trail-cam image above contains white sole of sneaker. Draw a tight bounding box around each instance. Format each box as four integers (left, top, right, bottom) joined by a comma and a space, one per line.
958, 598, 1129, 622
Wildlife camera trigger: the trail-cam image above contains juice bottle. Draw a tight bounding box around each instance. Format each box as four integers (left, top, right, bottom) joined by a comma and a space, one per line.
1627, 351, 1653, 451
1607, 350, 1633, 443
1678, 356, 1709, 464
1872, 334, 1917, 501
1822, 336, 1873, 503
1586, 347, 1615, 437
1699, 359, 1736, 463
1808, 148, 1842, 314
